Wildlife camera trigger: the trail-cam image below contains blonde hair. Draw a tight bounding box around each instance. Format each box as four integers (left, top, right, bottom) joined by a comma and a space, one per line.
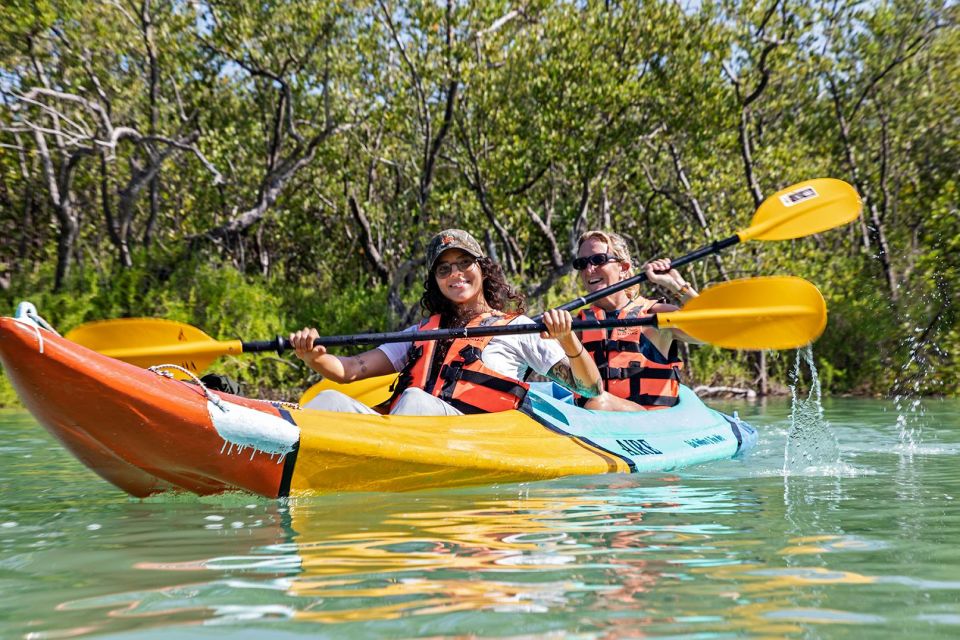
576, 230, 639, 299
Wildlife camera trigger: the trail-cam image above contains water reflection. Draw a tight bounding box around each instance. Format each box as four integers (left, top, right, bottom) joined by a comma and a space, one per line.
6, 396, 960, 639
285, 489, 672, 621
52, 477, 906, 639
25, 473, 960, 639
49, 480, 762, 634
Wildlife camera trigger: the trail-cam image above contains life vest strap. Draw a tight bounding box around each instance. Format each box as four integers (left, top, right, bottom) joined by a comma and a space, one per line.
600, 365, 679, 380
584, 338, 679, 366
628, 393, 680, 408
445, 397, 493, 415
389, 312, 529, 414
578, 300, 683, 409
583, 339, 644, 354
626, 371, 680, 408
439, 363, 529, 399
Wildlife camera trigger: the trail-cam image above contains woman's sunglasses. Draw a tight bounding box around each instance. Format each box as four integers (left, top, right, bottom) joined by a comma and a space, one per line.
573, 253, 620, 271
434, 256, 478, 278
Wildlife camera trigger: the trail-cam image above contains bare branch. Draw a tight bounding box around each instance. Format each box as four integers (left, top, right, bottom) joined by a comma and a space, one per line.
526, 205, 564, 269
348, 192, 390, 284
200, 122, 354, 241
421, 78, 458, 206
376, 0, 427, 128
18, 87, 111, 135
850, 20, 944, 117
474, 9, 521, 40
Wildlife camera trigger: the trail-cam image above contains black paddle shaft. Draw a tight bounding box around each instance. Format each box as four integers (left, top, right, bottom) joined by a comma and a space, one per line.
532, 234, 741, 320
241, 235, 741, 353
241, 315, 664, 353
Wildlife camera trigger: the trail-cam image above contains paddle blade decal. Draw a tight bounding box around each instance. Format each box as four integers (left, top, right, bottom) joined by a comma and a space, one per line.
744, 178, 862, 241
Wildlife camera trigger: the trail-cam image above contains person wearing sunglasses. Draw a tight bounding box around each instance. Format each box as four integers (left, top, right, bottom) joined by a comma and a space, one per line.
572, 230, 699, 412
289, 229, 601, 416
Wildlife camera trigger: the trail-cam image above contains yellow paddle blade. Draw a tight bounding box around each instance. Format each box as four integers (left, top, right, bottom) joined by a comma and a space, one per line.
299, 374, 397, 407
741, 178, 862, 242
65, 318, 242, 376
660, 276, 827, 350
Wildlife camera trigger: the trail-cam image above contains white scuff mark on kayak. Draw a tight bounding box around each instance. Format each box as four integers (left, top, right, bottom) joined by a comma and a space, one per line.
208, 400, 299, 459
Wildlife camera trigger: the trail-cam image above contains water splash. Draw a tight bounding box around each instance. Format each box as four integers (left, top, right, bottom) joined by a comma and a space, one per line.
892, 329, 936, 452
783, 345, 840, 475
891, 277, 950, 451
893, 383, 924, 454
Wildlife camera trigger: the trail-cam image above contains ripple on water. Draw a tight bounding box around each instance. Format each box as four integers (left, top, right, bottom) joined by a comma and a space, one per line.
762, 608, 886, 624
3, 398, 960, 639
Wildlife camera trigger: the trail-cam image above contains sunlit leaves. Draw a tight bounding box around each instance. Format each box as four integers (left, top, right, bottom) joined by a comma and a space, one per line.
0, 0, 956, 395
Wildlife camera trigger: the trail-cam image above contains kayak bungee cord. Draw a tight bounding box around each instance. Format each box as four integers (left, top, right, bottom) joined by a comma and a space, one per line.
149, 363, 227, 410
148, 362, 303, 412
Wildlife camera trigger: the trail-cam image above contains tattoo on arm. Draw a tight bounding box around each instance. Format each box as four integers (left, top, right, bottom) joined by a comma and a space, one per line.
546, 362, 602, 398
357, 356, 368, 375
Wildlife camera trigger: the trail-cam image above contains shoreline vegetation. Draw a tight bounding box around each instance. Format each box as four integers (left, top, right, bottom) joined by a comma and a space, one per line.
1, 1, 957, 407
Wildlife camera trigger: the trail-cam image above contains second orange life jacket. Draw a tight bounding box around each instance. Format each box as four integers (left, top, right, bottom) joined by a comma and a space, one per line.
577, 298, 682, 409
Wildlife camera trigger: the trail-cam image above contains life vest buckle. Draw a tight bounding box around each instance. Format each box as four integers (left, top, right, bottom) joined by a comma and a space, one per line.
439, 362, 464, 382
458, 345, 482, 364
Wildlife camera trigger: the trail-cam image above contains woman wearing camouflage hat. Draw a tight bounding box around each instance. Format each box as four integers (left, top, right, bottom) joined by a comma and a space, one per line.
289, 229, 601, 416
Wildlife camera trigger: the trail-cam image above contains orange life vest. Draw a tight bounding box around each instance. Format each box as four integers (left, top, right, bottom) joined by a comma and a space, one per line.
390, 312, 530, 414
577, 298, 682, 409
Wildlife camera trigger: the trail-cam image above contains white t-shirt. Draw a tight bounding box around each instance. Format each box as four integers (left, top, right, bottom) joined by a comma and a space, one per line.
377, 315, 566, 380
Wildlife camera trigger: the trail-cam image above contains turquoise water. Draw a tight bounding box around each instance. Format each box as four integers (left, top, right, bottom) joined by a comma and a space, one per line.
2, 397, 959, 639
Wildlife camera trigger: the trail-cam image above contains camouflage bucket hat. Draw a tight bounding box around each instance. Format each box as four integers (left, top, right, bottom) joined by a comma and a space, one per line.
425, 229, 485, 270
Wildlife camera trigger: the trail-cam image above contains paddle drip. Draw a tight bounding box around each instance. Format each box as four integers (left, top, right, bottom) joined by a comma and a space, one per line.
783, 345, 840, 474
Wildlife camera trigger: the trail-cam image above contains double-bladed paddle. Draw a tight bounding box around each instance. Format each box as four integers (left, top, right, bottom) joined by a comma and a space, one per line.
297, 178, 857, 403
63, 176, 857, 398
65, 277, 826, 378
536, 177, 860, 318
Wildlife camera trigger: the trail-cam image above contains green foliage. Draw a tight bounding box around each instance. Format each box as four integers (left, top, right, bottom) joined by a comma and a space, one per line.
1, 0, 957, 404
686, 345, 757, 390
0, 372, 19, 407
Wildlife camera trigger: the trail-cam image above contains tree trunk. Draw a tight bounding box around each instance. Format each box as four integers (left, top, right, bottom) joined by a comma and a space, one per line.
54, 204, 79, 290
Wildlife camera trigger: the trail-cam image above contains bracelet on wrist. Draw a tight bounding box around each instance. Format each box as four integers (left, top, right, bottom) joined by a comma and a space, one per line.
677, 282, 692, 297
564, 344, 584, 359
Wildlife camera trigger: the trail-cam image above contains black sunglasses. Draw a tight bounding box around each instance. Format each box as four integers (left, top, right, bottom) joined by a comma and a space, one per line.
572, 253, 620, 271
434, 256, 478, 278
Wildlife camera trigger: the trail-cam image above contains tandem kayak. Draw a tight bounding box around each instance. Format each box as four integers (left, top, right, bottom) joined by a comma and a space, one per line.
0, 313, 757, 498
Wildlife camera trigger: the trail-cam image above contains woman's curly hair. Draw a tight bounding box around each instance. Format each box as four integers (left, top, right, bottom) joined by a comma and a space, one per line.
420, 257, 526, 327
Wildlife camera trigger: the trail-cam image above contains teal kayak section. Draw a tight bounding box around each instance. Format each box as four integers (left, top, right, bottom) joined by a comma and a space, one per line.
524, 383, 758, 473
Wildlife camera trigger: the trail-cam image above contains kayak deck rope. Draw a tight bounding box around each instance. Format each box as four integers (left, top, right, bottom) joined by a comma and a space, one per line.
147, 364, 300, 463
270, 400, 301, 410
146, 363, 301, 411
149, 364, 226, 410
13, 302, 61, 336
12, 318, 45, 354
12, 301, 61, 355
